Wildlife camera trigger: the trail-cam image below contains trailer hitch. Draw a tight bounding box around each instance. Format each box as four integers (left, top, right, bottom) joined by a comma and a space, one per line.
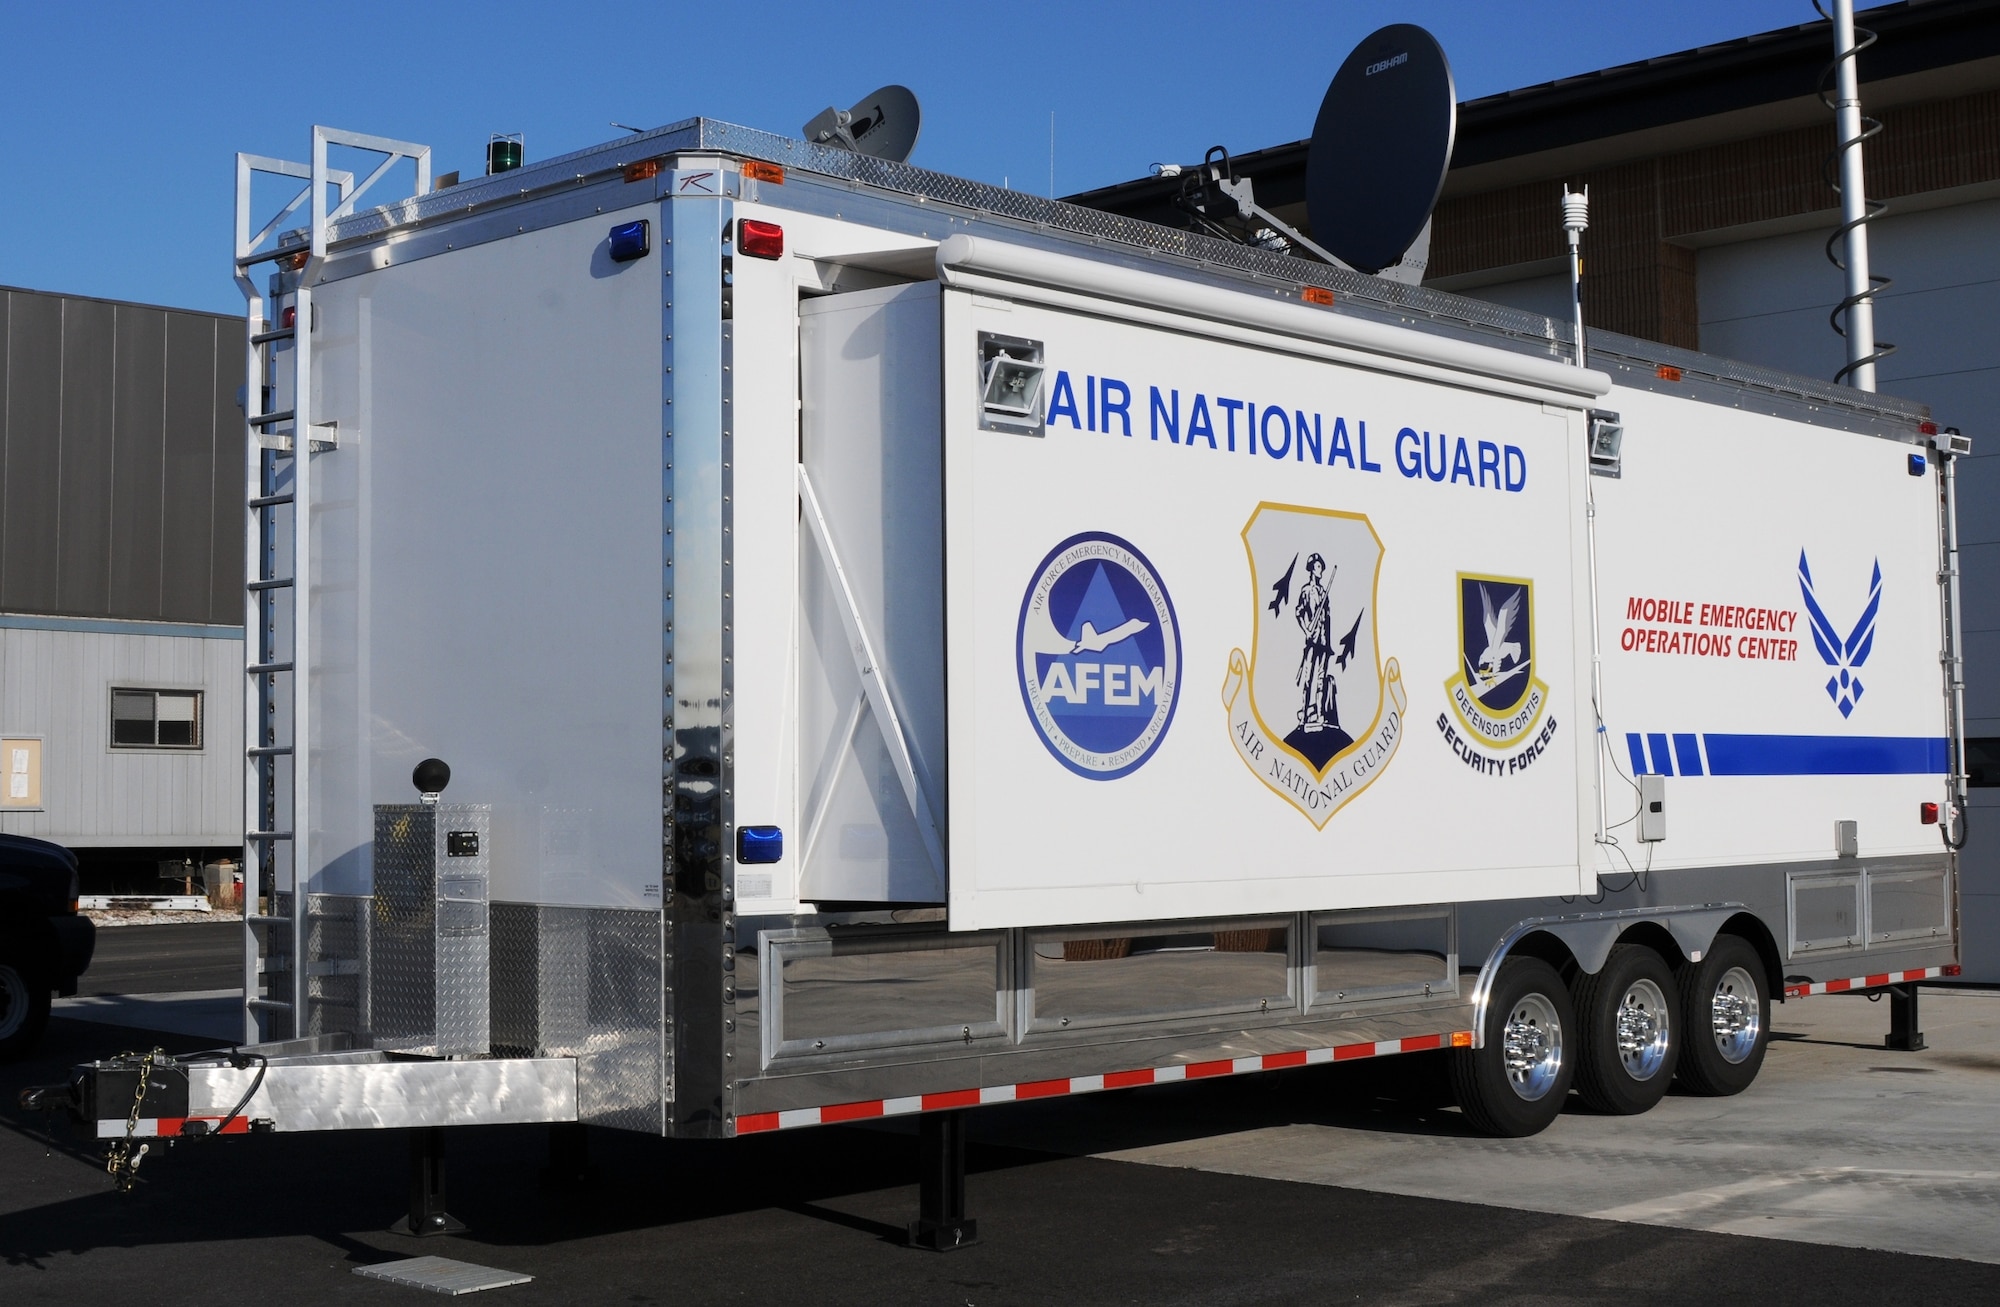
17, 1079, 80, 1116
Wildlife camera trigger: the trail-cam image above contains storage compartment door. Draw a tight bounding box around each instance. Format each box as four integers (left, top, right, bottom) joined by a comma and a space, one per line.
796, 283, 947, 904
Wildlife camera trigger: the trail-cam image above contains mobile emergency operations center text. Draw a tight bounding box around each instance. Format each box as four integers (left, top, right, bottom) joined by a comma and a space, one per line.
38, 115, 1967, 1234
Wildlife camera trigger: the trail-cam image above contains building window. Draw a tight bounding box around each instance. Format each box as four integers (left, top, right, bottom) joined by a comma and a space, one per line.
111, 689, 203, 749
1968, 738, 2000, 788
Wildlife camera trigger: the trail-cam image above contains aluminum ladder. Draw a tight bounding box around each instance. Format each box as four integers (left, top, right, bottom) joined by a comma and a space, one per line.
232, 130, 431, 1044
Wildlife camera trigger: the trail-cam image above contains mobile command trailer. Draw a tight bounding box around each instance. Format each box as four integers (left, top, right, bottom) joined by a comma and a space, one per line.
38, 120, 1967, 1232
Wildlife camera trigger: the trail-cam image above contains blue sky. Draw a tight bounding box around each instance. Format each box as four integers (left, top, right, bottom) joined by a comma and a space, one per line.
3, 1, 1826, 314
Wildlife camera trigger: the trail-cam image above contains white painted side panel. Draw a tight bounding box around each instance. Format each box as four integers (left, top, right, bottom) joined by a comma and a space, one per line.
306, 202, 664, 907
943, 291, 1593, 930
0, 626, 242, 846
1591, 385, 1946, 869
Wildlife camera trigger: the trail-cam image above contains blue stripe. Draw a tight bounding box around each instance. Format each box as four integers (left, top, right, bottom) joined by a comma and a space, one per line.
1673, 733, 1704, 776
1702, 734, 1948, 776
1626, 733, 1647, 775
1646, 733, 1674, 776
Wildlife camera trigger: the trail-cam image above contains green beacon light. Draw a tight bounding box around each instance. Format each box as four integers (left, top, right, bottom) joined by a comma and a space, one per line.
487, 133, 524, 176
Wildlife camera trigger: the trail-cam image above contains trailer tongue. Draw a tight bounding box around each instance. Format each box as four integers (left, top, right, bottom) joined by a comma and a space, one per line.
30, 114, 1963, 1241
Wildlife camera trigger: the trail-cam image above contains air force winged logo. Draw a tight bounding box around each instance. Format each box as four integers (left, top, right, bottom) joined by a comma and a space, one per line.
1221, 503, 1405, 827
1443, 574, 1549, 747
1798, 550, 1880, 718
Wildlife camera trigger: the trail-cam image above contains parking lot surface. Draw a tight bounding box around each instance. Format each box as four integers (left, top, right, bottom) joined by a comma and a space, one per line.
987, 987, 2000, 1265
6, 989, 2000, 1304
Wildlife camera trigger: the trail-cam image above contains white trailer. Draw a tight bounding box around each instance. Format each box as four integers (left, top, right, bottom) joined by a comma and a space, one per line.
40, 118, 1968, 1241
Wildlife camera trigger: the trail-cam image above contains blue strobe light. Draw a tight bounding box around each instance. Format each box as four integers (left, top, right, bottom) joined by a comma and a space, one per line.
737, 825, 783, 864
609, 219, 651, 263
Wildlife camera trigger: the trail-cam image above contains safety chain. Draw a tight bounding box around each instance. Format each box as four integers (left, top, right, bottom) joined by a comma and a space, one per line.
104, 1047, 166, 1192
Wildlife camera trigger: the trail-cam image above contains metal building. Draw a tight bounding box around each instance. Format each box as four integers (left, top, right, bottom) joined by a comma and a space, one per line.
1072, 0, 2000, 977
0, 285, 245, 886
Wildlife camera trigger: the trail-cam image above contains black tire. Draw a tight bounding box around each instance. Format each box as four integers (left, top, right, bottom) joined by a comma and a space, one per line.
1572, 944, 1680, 1114
1675, 934, 1769, 1096
1449, 956, 1576, 1137
0, 958, 52, 1062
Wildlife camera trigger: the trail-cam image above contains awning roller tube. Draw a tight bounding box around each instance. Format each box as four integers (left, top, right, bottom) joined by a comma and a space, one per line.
935, 234, 1612, 403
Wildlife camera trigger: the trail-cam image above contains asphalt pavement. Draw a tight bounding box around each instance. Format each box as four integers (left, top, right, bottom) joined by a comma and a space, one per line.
976, 987, 2000, 1267
78, 922, 242, 996
8, 1005, 2000, 1305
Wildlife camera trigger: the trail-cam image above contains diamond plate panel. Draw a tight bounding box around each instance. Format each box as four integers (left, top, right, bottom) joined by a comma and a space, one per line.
304, 894, 369, 1037
490, 903, 589, 1056
371, 806, 437, 1048
485, 903, 662, 1132
369, 804, 490, 1056
580, 908, 663, 1133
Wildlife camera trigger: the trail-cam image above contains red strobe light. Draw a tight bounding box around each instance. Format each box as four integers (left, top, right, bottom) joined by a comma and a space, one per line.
738, 219, 784, 260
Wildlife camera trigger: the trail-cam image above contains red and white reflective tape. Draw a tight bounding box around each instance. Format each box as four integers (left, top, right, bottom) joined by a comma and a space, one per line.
94, 1115, 251, 1140
1784, 964, 1960, 999
733, 1030, 1475, 1136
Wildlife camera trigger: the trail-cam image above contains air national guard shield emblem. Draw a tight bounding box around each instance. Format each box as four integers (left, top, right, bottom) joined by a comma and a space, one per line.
1443, 574, 1549, 747
1221, 503, 1406, 827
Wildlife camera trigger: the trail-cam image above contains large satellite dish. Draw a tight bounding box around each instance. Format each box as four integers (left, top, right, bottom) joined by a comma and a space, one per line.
802, 85, 922, 164
1306, 24, 1457, 275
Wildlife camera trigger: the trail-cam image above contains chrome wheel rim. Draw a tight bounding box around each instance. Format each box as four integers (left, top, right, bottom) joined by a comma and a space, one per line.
1711, 965, 1761, 1064
1502, 992, 1564, 1101
0, 965, 25, 1041
1614, 977, 1672, 1081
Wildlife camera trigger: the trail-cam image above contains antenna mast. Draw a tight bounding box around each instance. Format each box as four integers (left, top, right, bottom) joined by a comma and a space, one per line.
1562, 186, 1589, 368
1825, 0, 1887, 391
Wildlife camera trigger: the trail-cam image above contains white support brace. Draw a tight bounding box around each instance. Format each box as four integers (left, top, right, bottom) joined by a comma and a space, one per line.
796, 465, 947, 883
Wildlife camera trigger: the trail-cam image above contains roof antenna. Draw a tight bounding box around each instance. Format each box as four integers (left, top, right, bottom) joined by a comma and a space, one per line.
611, 121, 646, 135
1562, 185, 1589, 368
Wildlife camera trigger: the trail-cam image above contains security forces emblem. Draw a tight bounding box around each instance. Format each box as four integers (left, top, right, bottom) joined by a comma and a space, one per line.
1221, 503, 1406, 827
1442, 573, 1549, 747
1017, 532, 1181, 779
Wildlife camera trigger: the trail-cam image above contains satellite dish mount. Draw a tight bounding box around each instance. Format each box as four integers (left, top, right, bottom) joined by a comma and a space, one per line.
802, 85, 923, 164
1174, 146, 1351, 270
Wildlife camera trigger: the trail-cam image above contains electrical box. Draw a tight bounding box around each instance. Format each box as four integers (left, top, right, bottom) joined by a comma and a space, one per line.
1835, 819, 1859, 859
1638, 775, 1666, 843
370, 803, 492, 1056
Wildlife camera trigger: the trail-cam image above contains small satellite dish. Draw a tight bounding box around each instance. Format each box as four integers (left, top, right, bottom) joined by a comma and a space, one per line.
1306, 24, 1457, 275
802, 85, 922, 164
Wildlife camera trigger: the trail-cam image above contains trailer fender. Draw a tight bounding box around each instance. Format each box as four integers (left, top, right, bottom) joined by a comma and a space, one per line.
1470, 905, 1745, 1047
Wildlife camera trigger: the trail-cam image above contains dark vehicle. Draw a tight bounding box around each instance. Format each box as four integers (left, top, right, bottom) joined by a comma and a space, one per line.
0, 834, 93, 1059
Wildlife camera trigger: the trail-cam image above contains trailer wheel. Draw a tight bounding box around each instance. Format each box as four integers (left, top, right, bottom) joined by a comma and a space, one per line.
0, 958, 52, 1062
1571, 944, 1679, 1114
1675, 935, 1768, 1096
1450, 956, 1575, 1137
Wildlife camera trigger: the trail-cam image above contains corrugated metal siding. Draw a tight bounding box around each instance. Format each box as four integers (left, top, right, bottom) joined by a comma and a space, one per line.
0, 626, 242, 846
3, 292, 63, 614
0, 287, 244, 625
